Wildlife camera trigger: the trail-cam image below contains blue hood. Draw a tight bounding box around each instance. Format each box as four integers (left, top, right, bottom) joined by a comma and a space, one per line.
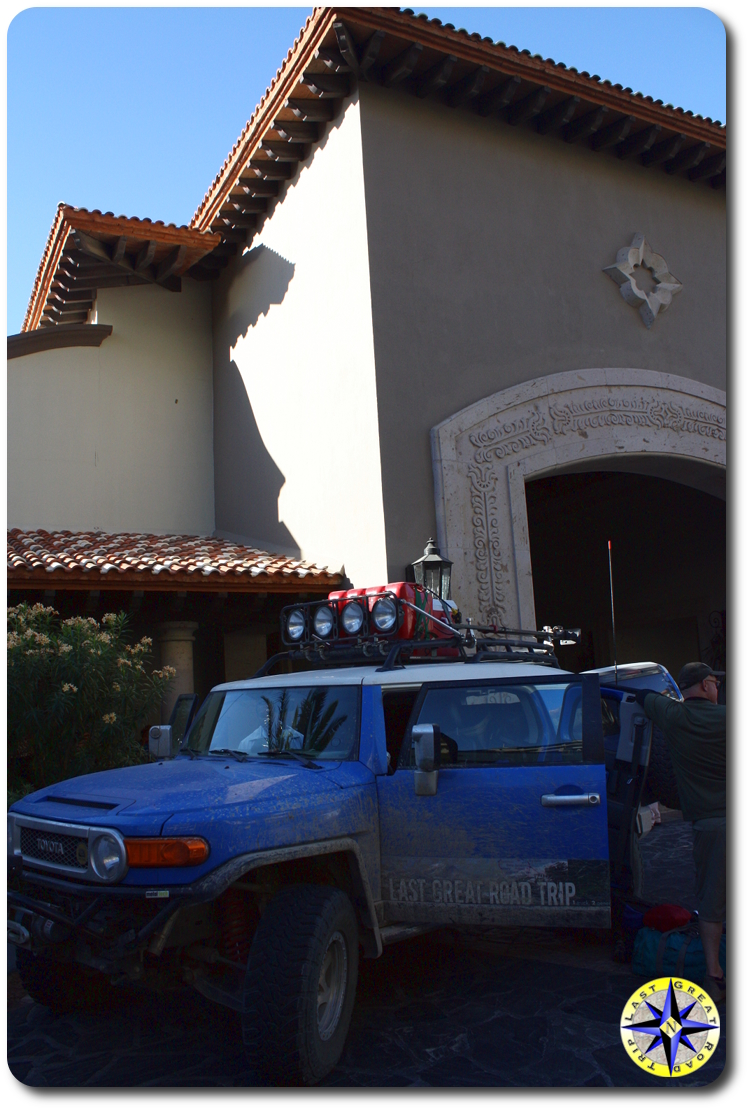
11, 755, 347, 836
12, 756, 378, 888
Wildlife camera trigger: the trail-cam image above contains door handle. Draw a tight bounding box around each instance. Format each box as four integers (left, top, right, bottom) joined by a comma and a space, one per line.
541, 793, 601, 807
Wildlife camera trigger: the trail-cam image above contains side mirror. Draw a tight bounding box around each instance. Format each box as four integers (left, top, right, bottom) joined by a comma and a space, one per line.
149, 725, 174, 760
412, 723, 440, 796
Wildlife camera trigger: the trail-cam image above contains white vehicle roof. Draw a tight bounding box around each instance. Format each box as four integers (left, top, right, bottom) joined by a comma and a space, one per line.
586, 661, 671, 679
214, 660, 573, 692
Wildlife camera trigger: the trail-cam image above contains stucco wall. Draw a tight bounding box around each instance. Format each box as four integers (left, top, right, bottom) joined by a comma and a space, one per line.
212, 94, 387, 587
8, 279, 214, 535
358, 85, 726, 581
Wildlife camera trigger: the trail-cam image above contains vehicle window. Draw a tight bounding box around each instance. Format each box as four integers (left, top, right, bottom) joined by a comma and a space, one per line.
382, 687, 421, 773
186, 686, 360, 760
404, 683, 584, 767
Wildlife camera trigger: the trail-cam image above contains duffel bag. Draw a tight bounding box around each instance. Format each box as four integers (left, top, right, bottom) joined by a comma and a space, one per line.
632, 923, 727, 981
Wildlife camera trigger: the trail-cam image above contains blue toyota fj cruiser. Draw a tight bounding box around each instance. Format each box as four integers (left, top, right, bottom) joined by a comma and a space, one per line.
8, 586, 666, 1084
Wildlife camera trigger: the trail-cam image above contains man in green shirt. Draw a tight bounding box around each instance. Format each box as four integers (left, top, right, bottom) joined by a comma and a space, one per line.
635, 662, 726, 1002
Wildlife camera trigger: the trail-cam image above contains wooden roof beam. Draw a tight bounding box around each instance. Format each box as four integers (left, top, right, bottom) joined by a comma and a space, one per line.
563, 105, 608, 143
507, 85, 550, 126
134, 240, 157, 272
301, 71, 351, 98
261, 140, 308, 162
475, 74, 521, 117
49, 286, 94, 302
111, 236, 128, 265
590, 114, 635, 151
445, 64, 490, 108
333, 21, 361, 75
227, 196, 268, 213
665, 141, 710, 175
223, 213, 259, 230
316, 46, 351, 73
616, 123, 661, 159
535, 95, 579, 135
287, 98, 339, 121
71, 227, 179, 290
382, 42, 423, 87
246, 160, 294, 180
413, 54, 456, 98
155, 244, 187, 283
237, 178, 279, 196
689, 151, 726, 181
641, 133, 686, 166
358, 29, 387, 78
272, 119, 319, 142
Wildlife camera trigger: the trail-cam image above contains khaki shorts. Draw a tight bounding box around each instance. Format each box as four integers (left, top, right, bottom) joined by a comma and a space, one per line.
692, 816, 726, 923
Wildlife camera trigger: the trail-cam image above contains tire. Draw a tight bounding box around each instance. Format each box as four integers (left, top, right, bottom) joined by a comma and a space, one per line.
241, 884, 359, 1086
15, 948, 113, 1014
645, 726, 681, 811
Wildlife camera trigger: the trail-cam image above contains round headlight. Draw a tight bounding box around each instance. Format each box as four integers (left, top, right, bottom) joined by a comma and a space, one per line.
313, 605, 335, 638
90, 833, 126, 882
371, 596, 397, 633
341, 601, 364, 636
286, 608, 306, 641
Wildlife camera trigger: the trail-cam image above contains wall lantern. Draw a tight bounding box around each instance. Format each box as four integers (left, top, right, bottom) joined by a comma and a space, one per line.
409, 538, 452, 600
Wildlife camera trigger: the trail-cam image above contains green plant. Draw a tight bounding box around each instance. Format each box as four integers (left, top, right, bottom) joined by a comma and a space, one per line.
7, 604, 175, 804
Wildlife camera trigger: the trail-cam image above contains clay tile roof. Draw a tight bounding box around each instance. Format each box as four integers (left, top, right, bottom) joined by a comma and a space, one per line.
23, 205, 221, 333
7, 530, 343, 594
191, 6, 725, 235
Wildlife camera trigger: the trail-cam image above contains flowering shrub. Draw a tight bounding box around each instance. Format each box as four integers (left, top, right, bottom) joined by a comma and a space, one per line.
8, 604, 176, 805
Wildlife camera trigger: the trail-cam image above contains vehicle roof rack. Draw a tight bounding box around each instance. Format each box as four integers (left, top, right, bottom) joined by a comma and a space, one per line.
252, 626, 579, 678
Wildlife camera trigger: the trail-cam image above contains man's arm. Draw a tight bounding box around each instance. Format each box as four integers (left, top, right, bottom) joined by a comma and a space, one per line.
633, 689, 683, 732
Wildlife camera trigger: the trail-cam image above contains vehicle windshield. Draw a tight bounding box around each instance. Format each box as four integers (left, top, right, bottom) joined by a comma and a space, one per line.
184, 685, 361, 761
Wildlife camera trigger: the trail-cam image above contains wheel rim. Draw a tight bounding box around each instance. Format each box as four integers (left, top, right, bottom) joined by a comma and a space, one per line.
317, 930, 348, 1041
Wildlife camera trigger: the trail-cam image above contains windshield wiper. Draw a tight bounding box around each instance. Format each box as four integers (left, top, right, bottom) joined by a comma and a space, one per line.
254, 749, 322, 770
208, 748, 248, 762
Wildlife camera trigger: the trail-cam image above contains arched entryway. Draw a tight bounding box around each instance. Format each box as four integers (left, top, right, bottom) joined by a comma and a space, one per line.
525, 466, 725, 675
431, 369, 726, 643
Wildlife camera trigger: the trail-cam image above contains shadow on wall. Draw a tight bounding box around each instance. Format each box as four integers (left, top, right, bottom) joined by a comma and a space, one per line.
213, 245, 299, 556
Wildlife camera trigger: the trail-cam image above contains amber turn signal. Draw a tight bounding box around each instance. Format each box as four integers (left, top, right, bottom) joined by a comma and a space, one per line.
124, 837, 209, 867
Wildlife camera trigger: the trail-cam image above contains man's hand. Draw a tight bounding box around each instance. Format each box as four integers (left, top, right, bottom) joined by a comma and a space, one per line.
634, 689, 650, 708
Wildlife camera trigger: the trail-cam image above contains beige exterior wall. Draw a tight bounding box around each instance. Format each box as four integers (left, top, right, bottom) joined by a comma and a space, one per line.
8, 279, 215, 536
358, 85, 727, 581
212, 94, 387, 587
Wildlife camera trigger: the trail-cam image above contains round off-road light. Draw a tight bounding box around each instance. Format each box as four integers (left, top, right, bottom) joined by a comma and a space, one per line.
286, 608, 306, 641
313, 605, 335, 638
371, 596, 397, 633
341, 601, 364, 636
90, 833, 126, 882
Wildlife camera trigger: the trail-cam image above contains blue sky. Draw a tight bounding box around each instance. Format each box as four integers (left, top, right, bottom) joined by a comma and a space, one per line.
7, 6, 726, 334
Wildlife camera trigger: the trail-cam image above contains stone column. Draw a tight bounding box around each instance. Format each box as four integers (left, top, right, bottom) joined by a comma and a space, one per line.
156, 622, 199, 723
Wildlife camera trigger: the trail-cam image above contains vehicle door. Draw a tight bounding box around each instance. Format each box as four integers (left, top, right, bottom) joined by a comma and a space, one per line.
599, 686, 654, 897
376, 673, 611, 927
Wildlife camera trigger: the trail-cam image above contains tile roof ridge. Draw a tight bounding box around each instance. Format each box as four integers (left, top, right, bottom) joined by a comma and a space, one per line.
192, 6, 329, 228
387, 6, 725, 129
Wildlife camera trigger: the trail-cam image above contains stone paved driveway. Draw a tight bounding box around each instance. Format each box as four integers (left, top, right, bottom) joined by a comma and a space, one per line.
7, 820, 726, 1087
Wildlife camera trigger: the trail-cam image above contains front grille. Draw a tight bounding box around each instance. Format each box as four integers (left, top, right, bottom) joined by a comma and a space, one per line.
20, 826, 86, 870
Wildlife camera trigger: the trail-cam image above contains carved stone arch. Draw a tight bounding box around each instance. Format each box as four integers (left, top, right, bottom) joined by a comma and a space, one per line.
430, 369, 726, 628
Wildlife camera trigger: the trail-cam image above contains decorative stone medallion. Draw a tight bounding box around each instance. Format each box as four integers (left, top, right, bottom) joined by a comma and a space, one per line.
603, 233, 683, 328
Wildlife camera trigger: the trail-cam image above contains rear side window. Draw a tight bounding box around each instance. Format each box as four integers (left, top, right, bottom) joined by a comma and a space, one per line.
382, 686, 421, 772
402, 683, 585, 767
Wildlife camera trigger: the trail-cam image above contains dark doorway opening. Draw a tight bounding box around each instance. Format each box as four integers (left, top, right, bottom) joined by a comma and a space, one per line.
525, 471, 726, 677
